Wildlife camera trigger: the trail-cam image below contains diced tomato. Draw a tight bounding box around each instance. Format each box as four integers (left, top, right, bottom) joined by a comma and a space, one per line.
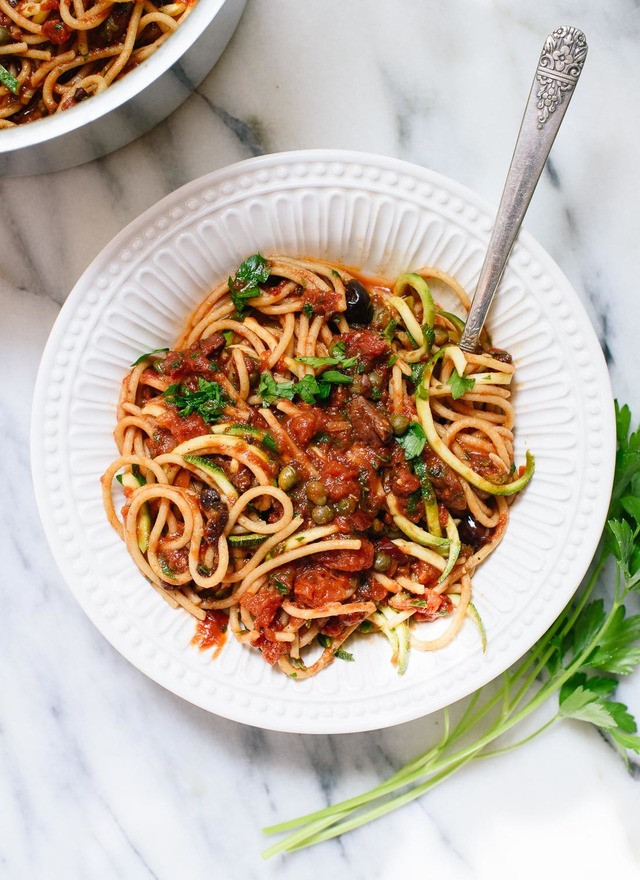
287, 409, 323, 446
294, 566, 353, 607
42, 16, 70, 44
155, 408, 209, 443
315, 538, 374, 572
240, 585, 283, 629
255, 635, 290, 665
356, 575, 389, 603
410, 560, 441, 588
390, 468, 420, 496
191, 611, 228, 658
302, 287, 343, 318
389, 588, 448, 620
341, 329, 389, 369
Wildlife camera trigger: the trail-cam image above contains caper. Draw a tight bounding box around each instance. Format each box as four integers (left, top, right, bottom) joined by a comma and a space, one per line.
306, 479, 327, 505
371, 304, 392, 331
368, 371, 384, 391
278, 464, 298, 492
336, 495, 357, 515
389, 413, 410, 436
434, 325, 449, 346
370, 518, 385, 535
0, 26, 10, 46
311, 504, 334, 525
351, 373, 371, 396
373, 551, 392, 572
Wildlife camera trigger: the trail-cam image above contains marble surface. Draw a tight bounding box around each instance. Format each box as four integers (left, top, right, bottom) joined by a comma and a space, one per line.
2, 1, 640, 877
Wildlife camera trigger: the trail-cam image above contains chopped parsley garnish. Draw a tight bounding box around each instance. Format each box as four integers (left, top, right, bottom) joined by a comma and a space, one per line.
449, 368, 476, 400
321, 370, 353, 385
259, 369, 352, 406
295, 374, 331, 404
228, 253, 271, 314
318, 634, 332, 648
335, 647, 354, 662
296, 341, 358, 370
303, 303, 314, 319
396, 421, 427, 461
130, 347, 169, 367
258, 372, 296, 404
273, 577, 290, 596
158, 557, 176, 580
163, 377, 228, 423
358, 620, 374, 634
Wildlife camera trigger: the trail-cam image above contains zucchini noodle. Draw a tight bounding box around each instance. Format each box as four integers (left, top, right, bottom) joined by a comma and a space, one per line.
102, 255, 533, 678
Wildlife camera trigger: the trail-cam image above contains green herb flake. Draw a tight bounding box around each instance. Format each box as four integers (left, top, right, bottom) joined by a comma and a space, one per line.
130, 347, 169, 367
335, 648, 354, 662
261, 398, 640, 858
163, 377, 228, 423
449, 368, 476, 400
228, 253, 271, 314
396, 421, 427, 461
257, 372, 297, 404
320, 370, 353, 385
303, 303, 314, 319
273, 578, 289, 596
318, 634, 332, 648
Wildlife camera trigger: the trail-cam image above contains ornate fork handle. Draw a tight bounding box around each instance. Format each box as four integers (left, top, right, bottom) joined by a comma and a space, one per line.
459, 26, 588, 353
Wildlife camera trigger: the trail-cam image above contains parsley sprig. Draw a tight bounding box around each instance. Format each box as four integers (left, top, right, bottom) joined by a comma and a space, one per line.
296, 341, 358, 370
395, 421, 426, 460
229, 253, 271, 314
263, 400, 640, 857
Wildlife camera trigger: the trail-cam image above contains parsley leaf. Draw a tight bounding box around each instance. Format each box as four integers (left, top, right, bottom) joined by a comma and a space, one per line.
130, 347, 169, 367
296, 341, 359, 370
273, 577, 290, 596
396, 421, 427, 460
258, 369, 351, 406
163, 378, 228, 423
295, 375, 329, 404
258, 372, 296, 404
335, 648, 354, 661
262, 399, 640, 859
228, 254, 270, 314
449, 368, 476, 400
320, 370, 353, 385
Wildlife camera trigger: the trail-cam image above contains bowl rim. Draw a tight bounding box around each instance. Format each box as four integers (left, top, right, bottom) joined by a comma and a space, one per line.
30, 148, 616, 733
0, 0, 229, 152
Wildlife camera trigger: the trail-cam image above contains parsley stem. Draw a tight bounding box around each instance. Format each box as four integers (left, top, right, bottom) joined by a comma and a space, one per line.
477, 713, 560, 758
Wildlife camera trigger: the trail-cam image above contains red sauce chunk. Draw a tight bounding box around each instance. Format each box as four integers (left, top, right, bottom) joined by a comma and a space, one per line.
192, 611, 228, 658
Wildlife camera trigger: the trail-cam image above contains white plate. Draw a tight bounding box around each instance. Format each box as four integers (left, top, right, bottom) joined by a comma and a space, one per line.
31, 150, 615, 734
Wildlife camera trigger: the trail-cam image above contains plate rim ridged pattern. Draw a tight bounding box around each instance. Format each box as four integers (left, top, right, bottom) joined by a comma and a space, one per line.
30, 149, 616, 734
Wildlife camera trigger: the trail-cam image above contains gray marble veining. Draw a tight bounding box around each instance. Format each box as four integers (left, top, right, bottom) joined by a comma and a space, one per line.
2, 2, 640, 878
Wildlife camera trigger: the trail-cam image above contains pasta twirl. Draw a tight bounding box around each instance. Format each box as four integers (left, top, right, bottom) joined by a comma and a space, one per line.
102, 255, 534, 679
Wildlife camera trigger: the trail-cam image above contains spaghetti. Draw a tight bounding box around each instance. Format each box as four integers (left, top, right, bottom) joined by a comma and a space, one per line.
0, 0, 196, 126
102, 255, 534, 679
